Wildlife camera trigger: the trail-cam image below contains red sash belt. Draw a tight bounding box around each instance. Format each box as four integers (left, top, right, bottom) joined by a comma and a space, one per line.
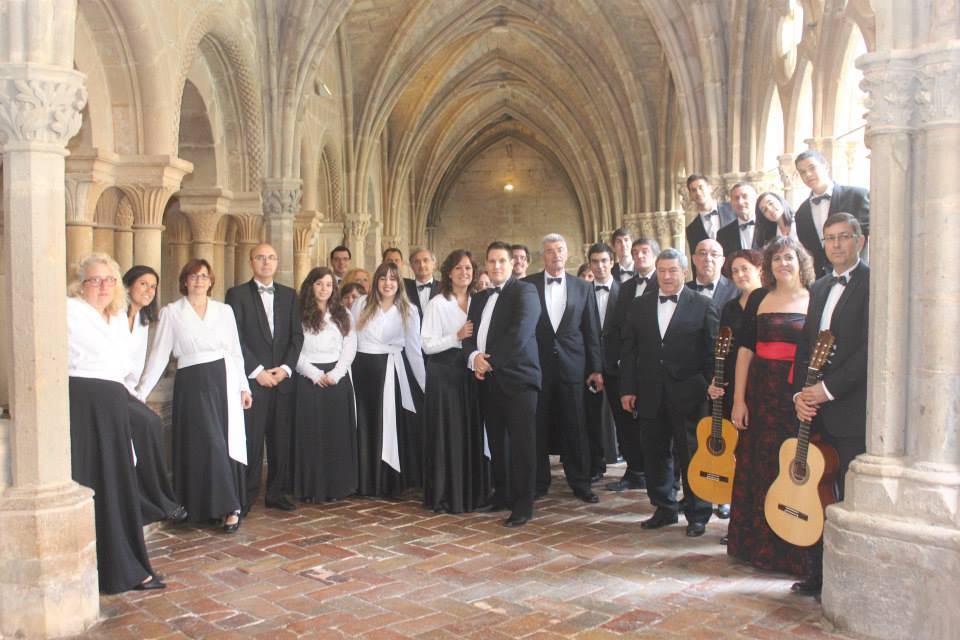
756, 341, 797, 384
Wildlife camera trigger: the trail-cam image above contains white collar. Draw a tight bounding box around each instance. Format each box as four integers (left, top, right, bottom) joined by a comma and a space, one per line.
832, 260, 860, 280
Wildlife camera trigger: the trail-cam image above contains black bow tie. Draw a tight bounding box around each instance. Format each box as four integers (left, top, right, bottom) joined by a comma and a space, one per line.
620, 269, 634, 277
695, 282, 715, 291
704, 211, 718, 217
547, 277, 562, 285
257, 285, 275, 294
417, 283, 432, 291
659, 294, 678, 304
491, 286, 502, 295
637, 275, 649, 284
595, 285, 609, 292
831, 275, 848, 286
811, 193, 832, 205
739, 220, 755, 229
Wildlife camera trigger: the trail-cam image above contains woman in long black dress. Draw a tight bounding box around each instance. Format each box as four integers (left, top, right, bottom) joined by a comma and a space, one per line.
725, 237, 818, 580
294, 267, 358, 501
351, 261, 425, 497
67, 253, 163, 592
137, 259, 252, 533
123, 265, 187, 525
421, 249, 491, 513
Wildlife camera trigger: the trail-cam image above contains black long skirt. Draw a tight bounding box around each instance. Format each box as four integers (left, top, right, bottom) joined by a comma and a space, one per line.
422, 348, 491, 513
127, 395, 180, 524
293, 363, 358, 500
172, 359, 244, 522
353, 352, 423, 496
69, 377, 153, 594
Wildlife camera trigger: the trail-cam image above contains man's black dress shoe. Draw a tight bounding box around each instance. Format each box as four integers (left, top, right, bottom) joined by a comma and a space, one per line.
265, 496, 296, 511
604, 476, 646, 492
504, 514, 530, 527
167, 505, 188, 523
640, 509, 679, 529
791, 576, 822, 597
134, 576, 166, 591
574, 490, 599, 504
685, 522, 707, 537
715, 503, 730, 519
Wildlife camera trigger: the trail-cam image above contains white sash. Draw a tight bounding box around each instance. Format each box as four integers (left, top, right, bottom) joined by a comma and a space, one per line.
363, 345, 416, 472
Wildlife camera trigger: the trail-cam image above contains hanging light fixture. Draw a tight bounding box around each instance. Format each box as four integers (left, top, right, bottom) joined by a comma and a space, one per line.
503, 142, 516, 193
503, 182, 515, 192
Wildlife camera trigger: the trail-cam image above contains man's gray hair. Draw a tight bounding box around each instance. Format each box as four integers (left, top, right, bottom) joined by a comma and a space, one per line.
656, 247, 689, 271
410, 247, 436, 261
541, 233, 567, 249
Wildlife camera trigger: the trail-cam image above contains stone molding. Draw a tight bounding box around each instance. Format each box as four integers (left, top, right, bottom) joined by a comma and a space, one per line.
65, 148, 119, 225
915, 46, 960, 127
294, 217, 319, 252
344, 212, 372, 240
261, 180, 302, 218
233, 213, 264, 244
0, 71, 87, 149
859, 54, 917, 134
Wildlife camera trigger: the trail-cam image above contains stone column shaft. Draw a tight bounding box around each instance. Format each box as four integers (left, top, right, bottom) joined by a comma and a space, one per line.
92, 224, 114, 254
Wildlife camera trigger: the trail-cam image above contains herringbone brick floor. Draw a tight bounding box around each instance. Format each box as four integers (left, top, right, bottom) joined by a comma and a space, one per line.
73, 462, 856, 639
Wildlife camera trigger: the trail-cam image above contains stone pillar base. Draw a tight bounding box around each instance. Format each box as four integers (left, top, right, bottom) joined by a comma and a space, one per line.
0, 482, 99, 638
823, 456, 960, 640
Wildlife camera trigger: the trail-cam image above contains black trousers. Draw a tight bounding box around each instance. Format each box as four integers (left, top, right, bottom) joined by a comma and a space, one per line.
820, 432, 866, 501
243, 383, 294, 508
535, 377, 591, 494
640, 398, 712, 524
481, 374, 537, 519
604, 374, 644, 479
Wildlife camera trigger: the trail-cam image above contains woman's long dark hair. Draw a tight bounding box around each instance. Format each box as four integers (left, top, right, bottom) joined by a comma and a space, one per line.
299, 267, 350, 336
438, 249, 477, 299
123, 265, 160, 325
755, 191, 794, 248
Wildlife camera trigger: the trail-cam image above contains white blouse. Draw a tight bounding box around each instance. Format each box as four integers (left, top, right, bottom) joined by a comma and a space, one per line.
296, 312, 358, 384
125, 310, 150, 394
67, 297, 133, 384
421, 293, 470, 355
352, 297, 425, 390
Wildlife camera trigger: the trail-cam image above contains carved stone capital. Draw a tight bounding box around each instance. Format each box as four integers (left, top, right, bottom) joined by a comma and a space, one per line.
115, 155, 192, 227
294, 217, 319, 252
182, 210, 222, 243
859, 54, 917, 133
233, 213, 264, 244
915, 48, 960, 127
115, 198, 134, 230
381, 235, 402, 250
0, 70, 87, 149
344, 213, 371, 240
261, 180, 302, 218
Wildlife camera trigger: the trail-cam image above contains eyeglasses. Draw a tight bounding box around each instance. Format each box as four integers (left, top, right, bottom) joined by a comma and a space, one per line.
822, 232, 858, 244
187, 273, 211, 282
83, 276, 117, 287
252, 255, 278, 263
695, 251, 723, 259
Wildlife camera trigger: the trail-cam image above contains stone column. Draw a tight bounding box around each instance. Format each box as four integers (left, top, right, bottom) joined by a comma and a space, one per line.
222, 234, 236, 293
165, 220, 192, 304
114, 196, 134, 273
821, 38, 960, 640
117, 156, 192, 273
293, 216, 317, 288
64, 150, 116, 276
92, 223, 114, 254
180, 188, 230, 273
261, 178, 301, 287
343, 212, 371, 269
313, 220, 345, 269
0, 4, 100, 634
233, 213, 263, 284
777, 152, 805, 209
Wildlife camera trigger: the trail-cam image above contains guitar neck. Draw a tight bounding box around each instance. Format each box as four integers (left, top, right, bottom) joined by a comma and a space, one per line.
796, 367, 821, 465
710, 355, 725, 437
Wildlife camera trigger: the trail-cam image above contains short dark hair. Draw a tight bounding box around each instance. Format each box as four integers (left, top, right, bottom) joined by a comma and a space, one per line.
823, 212, 862, 237
330, 245, 351, 260
795, 149, 827, 167
588, 242, 614, 261
686, 173, 709, 189
729, 181, 756, 195
576, 263, 592, 278
382, 247, 403, 260
633, 237, 661, 255
123, 265, 160, 325
510, 244, 530, 261
340, 281, 366, 297
610, 227, 631, 243
178, 258, 214, 296
487, 241, 513, 257
727, 249, 764, 270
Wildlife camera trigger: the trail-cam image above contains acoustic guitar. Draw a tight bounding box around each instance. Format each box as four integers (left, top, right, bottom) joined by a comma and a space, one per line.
688, 326, 737, 504
764, 330, 840, 547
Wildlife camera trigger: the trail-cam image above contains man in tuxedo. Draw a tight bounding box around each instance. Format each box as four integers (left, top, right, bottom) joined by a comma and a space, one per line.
620, 248, 719, 536
511, 244, 530, 278
617, 237, 660, 302
225, 243, 304, 514
687, 239, 738, 309
717, 182, 761, 257
524, 234, 604, 503
404, 248, 439, 320
382, 247, 404, 269
793, 150, 870, 276
610, 228, 635, 283
792, 212, 869, 596
329, 245, 351, 286
685, 173, 735, 256
464, 241, 542, 527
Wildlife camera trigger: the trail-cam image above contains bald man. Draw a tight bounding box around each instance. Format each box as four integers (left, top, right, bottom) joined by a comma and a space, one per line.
226, 243, 304, 515
686, 239, 738, 310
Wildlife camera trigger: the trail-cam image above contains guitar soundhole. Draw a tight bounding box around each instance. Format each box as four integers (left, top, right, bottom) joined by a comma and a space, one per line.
708, 436, 725, 455
790, 460, 809, 484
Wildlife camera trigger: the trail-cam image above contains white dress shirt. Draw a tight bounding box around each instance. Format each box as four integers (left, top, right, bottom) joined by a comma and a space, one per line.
296, 313, 357, 384
694, 274, 721, 300
657, 290, 680, 339
817, 260, 859, 403
422, 294, 469, 355
635, 270, 655, 297
594, 277, 614, 329
414, 279, 434, 312
810, 182, 835, 242
67, 297, 133, 384
739, 218, 756, 250
469, 285, 503, 369
701, 209, 720, 239
777, 223, 800, 242
616, 258, 635, 283
544, 271, 566, 332
247, 279, 292, 379
125, 310, 150, 394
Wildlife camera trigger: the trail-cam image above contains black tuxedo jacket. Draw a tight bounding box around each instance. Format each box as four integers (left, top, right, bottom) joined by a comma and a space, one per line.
404, 277, 440, 320
793, 262, 869, 438
462, 277, 542, 393
717, 217, 765, 257
594, 279, 621, 374
611, 262, 636, 282
225, 279, 304, 394
686, 274, 738, 311
606, 273, 659, 375
795, 184, 870, 276
524, 271, 602, 385
620, 287, 719, 419
686, 202, 735, 255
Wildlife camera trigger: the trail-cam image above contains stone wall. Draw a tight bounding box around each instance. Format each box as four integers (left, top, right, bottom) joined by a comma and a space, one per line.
433, 139, 586, 270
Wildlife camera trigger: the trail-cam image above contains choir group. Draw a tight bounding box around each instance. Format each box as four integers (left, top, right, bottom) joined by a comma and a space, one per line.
66, 150, 869, 599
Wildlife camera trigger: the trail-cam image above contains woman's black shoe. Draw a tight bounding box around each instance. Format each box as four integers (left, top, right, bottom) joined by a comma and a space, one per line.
134, 576, 166, 591
222, 511, 241, 533
167, 505, 188, 523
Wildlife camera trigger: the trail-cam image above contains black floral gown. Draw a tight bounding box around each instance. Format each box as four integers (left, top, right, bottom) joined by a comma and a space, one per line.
727, 288, 819, 577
